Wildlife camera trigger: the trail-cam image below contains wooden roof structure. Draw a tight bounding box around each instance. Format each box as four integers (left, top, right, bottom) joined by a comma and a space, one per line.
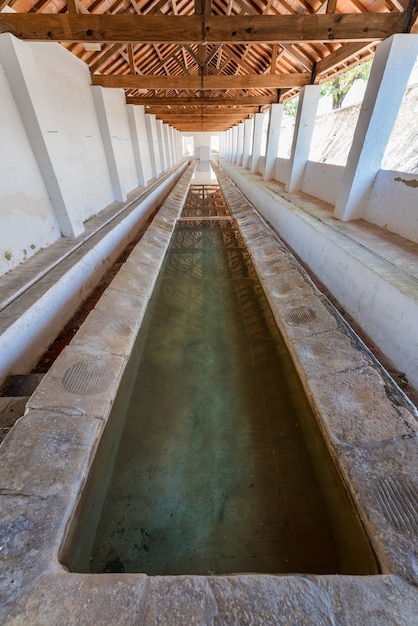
1, 0, 416, 131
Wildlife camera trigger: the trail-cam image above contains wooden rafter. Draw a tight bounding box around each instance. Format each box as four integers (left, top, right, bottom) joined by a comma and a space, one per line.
6, 0, 415, 133
0, 14, 406, 44
127, 95, 278, 104
92, 72, 311, 88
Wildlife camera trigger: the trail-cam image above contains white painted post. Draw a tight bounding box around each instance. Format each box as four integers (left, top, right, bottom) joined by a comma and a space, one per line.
126, 104, 152, 187
145, 114, 162, 178
335, 34, 418, 221
227, 129, 233, 161
242, 118, 254, 170
286, 85, 321, 192
92, 86, 128, 201
167, 126, 175, 166
230, 126, 237, 163
163, 124, 172, 169
0, 33, 84, 237
264, 103, 284, 181
250, 113, 264, 175
220, 132, 227, 159
237, 122, 245, 165
156, 119, 167, 172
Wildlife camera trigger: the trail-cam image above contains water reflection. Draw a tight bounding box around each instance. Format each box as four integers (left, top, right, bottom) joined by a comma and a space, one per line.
191, 161, 217, 185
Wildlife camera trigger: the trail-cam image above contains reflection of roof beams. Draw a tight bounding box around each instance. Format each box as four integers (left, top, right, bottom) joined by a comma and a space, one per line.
0, 13, 405, 44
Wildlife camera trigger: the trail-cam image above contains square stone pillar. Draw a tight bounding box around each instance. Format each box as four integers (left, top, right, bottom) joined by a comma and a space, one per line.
236, 122, 245, 165
334, 34, 418, 221
242, 118, 254, 170
264, 103, 284, 181
145, 114, 162, 178
250, 113, 265, 174
286, 85, 321, 192
126, 104, 152, 187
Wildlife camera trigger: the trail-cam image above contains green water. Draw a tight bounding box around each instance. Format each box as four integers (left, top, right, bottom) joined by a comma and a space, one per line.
79, 185, 377, 576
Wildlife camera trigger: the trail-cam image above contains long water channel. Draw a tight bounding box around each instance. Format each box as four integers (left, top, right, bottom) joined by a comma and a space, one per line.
69, 181, 377, 576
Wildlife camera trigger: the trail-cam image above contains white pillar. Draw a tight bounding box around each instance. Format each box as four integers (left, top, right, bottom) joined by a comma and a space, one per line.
237, 122, 245, 165
126, 104, 152, 187
168, 126, 177, 167
230, 126, 237, 162
221, 132, 227, 158
242, 118, 254, 170
250, 113, 264, 175
286, 85, 321, 192
174, 130, 180, 162
0, 33, 84, 236
145, 114, 162, 178
227, 129, 233, 161
91, 86, 128, 202
177, 131, 182, 161
156, 119, 167, 172
335, 34, 418, 221
264, 104, 284, 181
163, 124, 172, 168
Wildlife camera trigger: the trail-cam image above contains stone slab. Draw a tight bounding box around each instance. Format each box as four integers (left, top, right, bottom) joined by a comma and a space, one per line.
27, 345, 126, 421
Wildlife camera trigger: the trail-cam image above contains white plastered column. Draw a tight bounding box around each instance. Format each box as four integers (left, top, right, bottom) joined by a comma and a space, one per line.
250, 113, 264, 175
126, 104, 152, 187
156, 119, 167, 172
236, 122, 245, 165
286, 85, 321, 192
145, 113, 162, 178
166, 125, 174, 167
0, 33, 83, 237
227, 129, 233, 161
264, 103, 284, 181
242, 118, 254, 170
231, 126, 239, 163
334, 34, 418, 221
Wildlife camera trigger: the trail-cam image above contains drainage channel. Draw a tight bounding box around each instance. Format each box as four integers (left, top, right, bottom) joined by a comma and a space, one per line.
65, 183, 377, 576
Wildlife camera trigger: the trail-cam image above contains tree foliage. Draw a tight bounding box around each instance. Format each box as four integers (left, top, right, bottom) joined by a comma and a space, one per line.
320, 59, 372, 109
283, 97, 299, 118
283, 59, 373, 116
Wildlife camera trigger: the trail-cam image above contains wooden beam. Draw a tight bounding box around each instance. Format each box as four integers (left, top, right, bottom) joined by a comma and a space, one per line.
127, 95, 277, 104
0, 0, 12, 11
270, 43, 278, 74
152, 103, 260, 112
155, 108, 258, 116
326, 0, 338, 13
128, 44, 135, 73
281, 43, 312, 71
205, 14, 405, 43
89, 43, 122, 73
0, 14, 405, 44
92, 72, 310, 89
67, 0, 79, 14
315, 41, 374, 76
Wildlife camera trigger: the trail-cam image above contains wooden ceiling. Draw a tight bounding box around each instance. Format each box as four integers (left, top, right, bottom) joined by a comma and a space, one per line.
1, 0, 416, 131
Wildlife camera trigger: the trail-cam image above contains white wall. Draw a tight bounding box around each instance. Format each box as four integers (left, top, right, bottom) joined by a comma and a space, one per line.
0, 61, 60, 276
92, 86, 137, 200
180, 132, 222, 159
302, 161, 345, 206
365, 170, 418, 242
127, 104, 153, 187
275, 158, 289, 184
28, 41, 115, 223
